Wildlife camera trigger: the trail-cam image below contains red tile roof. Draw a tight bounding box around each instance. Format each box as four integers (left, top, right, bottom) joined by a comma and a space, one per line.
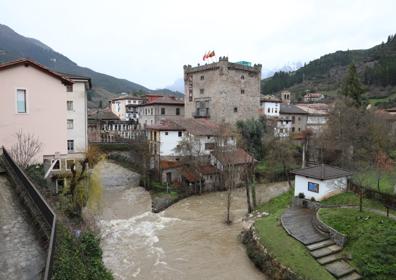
211, 148, 256, 166
146, 119, 185, 131
0, 58, 73, 85
160, 160, 183, 170
197, 164, 219, 175
137, 96, 184, 106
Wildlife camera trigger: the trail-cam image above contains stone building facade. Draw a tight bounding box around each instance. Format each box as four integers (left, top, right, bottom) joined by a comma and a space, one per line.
183, 57, 261, 125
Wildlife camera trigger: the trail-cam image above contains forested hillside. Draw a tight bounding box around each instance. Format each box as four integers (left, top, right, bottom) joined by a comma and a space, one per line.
262, 34, 396, 106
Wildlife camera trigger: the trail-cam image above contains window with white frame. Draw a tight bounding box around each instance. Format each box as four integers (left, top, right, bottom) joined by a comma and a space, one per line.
67, 119, 74, 129
66, 159, 75, 170
51, 159, 61, 170
67, 101, 73, 111
16, 89, 27, 113
67, 140, 74, 152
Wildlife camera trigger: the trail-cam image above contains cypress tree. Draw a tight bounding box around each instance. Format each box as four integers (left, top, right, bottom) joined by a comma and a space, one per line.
340, 64, 364, 106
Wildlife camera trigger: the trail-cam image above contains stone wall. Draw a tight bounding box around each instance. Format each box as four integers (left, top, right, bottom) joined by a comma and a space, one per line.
184, 57, 261, 125
241, 226, 303, 280
313, 210, 347, 247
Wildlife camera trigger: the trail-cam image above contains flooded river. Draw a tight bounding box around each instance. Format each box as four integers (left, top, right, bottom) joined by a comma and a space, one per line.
0, 175, 45, 280
96, 161, 289, 280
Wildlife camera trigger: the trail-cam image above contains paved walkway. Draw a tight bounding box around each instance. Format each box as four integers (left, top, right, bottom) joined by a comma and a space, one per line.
281, 207, 328, 245
281, 207, 361, 280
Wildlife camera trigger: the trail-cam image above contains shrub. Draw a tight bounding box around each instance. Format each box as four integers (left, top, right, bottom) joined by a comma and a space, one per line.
52, 225, 113, 280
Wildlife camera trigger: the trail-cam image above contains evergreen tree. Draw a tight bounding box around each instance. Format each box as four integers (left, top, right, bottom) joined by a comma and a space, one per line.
340, 64, 364, 106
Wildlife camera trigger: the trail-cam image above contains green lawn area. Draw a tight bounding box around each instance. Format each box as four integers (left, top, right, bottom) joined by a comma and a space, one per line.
254, 191, 334, 280
353, 170, 396, 194
319, 208, 396, 279
321, 192, 396, 215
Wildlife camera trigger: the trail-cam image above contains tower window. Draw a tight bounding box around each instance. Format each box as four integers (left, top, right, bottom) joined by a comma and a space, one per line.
234, 107, 238, 113
200, 89, 204, 94
241, 75, 245, 80
200, 75, 204, 80
241, 89, 245, 94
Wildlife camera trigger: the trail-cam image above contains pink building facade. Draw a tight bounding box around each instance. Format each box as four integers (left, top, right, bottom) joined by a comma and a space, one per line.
0, 59, 75, 164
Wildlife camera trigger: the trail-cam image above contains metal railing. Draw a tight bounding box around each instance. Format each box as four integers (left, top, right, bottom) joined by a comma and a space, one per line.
1, 147, 57, 280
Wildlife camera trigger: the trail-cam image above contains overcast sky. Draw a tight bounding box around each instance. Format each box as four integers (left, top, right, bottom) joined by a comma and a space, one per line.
1, 0, 396, 89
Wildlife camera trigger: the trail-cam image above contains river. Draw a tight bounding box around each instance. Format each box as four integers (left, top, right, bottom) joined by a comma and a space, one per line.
95, 161, 289, 280
0, 175, 45, 280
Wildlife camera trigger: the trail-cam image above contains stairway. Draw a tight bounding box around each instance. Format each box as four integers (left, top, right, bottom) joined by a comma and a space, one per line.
306, 239, 362, 280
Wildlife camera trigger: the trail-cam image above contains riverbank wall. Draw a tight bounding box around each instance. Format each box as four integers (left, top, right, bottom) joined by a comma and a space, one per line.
241, 226, 303, 280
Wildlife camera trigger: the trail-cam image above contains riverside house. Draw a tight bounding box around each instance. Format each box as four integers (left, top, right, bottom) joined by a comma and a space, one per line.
0, 59, 91, 179
291, 164, 352, 201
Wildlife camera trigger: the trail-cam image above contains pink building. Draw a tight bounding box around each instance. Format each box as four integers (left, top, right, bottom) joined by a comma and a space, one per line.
0, 59, 89, 170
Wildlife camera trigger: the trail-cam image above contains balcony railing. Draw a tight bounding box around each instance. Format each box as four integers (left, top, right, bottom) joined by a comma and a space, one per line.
192, 110, 210, 118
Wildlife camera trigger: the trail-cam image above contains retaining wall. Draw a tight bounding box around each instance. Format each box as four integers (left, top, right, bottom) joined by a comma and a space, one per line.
241, 226, 303, 280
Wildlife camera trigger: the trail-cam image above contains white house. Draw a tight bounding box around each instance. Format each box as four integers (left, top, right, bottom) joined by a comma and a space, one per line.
62, 73, 91, 154
109, 95, 144, 121
291, 164, 352, 201
260, 95, 281, 117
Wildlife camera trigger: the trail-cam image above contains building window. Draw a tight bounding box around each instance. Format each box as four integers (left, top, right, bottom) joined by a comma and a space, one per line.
292, 127, 295, 132
241, 75, 245, 80
66, 85, 73, 92
205, 142, 215, 150
55, 179, 65, 193
67, 101, 73, 111
161, 108, 165, 115
51, 159, 60, 170
66, 159, 75, 170
67, 119, 74, 129
189, 89, 193, 102
308, 182, 319, 193
178, 131, 182, 137
200, 75, 204, 80
241, 89, 245, 94
165, 131, 168, 135
67, 140, 74, 152
234, 107, 238, 113
16, 89, 27, 113
267, 108, 270, 113
176, 108, 180, 115
200, 89, 204, 94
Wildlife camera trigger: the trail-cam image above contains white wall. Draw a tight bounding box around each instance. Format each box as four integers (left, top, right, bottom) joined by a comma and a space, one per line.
261, 101, 280, 117
159, 130, 183, 156
294, 175, 347, 201
66, 81, 87, 154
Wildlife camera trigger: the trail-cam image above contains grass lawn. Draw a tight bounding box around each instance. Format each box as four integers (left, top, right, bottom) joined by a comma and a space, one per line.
321, 192, 396, 215
353, 170, 396, 194
319, 208, 396, 280
254, 190, 334, 280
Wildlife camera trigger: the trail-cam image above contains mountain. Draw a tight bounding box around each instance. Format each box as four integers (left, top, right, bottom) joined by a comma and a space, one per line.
0, 23, 150, 107
261, 61, 304, 79
262, 35, 396, 107
166, 78, 184, 93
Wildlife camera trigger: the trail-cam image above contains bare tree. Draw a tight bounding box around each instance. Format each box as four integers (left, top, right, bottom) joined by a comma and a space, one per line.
265, 136, 298, 188
10, 130, 42, 168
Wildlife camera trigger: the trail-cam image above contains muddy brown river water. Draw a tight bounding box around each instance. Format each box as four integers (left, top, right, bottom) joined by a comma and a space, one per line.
96, 161, 289, 280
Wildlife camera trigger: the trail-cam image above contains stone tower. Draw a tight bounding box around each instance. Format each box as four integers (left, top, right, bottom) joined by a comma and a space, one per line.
183, 57, 262, 125
281, 90, 291, 104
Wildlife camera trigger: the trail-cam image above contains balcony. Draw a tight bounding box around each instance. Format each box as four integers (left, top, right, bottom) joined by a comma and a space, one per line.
192, 109, 210, 118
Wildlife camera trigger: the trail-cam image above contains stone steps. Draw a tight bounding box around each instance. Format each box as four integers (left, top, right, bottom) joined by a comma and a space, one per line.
307, 239, 335, 251
338, 272, 362, 280
311, 244, 342, 258
325, 260, 355, 278
317, 253, 343, 265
